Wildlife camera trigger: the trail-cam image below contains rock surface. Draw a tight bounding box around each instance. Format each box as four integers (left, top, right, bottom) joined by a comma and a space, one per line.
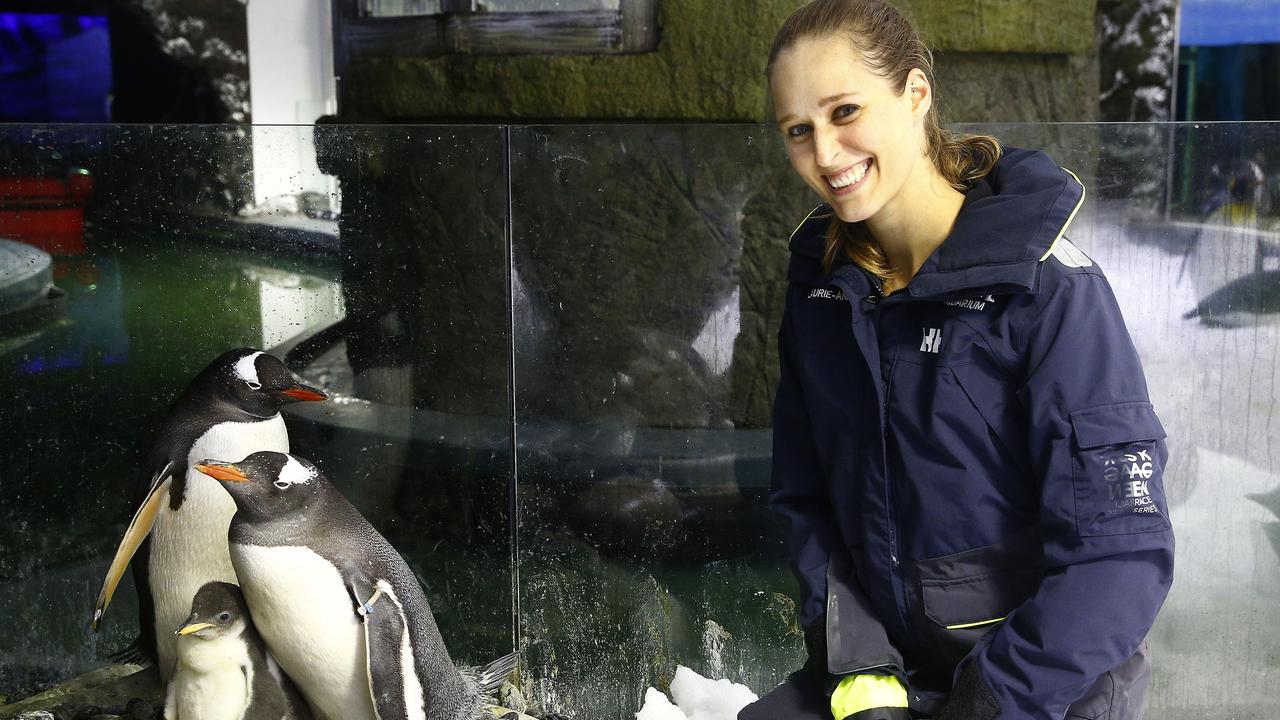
0, 664, 161, 720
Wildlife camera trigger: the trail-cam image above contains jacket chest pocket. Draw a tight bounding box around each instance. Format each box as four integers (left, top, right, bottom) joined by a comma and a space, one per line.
948, 362, 1031, 477
885, 359, 1032, 505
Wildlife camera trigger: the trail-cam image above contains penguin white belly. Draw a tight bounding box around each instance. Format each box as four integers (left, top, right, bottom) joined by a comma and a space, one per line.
232, 543, 376, 720
167, 639, 253, 720
151, 415, 289, 678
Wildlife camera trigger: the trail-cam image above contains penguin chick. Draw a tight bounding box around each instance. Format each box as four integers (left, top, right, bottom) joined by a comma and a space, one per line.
195, 452, 517, 720
167, 581, 312, 720
92, 348, 328, 679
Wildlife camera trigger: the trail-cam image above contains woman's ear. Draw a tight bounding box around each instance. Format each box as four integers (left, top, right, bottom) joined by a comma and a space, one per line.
907, 68, 932, 118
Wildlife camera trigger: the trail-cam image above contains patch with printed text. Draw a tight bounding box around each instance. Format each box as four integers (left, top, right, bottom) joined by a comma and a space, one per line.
1073, 439, 1170, 536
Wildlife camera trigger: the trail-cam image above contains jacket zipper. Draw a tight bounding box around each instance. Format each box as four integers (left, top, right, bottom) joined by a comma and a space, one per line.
833, 271, 914, 642
873, 291, 913, 639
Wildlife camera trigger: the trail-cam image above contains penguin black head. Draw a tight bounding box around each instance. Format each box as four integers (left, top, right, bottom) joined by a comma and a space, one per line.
196, 451, 328, 521
201, 349, 328, 418
174, 581, 250, 641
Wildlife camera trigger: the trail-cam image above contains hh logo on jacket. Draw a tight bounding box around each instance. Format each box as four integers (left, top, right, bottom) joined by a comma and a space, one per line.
920, 327, 943, 353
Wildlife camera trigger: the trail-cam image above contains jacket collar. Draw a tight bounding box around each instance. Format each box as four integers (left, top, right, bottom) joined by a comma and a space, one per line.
787, 147, 1085, 299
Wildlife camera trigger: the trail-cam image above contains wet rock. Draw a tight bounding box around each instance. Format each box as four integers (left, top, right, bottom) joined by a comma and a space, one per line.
567, 475, 687, 556
0, 666, 160, 720
121, 699, 151, 720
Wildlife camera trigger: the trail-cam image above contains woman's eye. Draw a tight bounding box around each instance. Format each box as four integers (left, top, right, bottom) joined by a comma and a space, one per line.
834, 104, 860, 119
786, 124, 811, 138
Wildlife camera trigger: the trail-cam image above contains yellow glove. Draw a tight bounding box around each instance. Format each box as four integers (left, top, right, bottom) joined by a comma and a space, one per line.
830, 673, 909, 720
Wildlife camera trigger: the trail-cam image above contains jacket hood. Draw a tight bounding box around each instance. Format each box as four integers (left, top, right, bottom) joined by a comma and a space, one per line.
787, 146, 1085, 298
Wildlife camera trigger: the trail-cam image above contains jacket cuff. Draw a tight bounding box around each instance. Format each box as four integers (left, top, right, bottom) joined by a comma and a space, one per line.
839, 709, 911, 720
937, 662, 1001, 720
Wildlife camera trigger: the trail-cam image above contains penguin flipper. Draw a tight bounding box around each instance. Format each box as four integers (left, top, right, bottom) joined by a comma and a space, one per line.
349, 577, 419, 720
93, 463, 177, 630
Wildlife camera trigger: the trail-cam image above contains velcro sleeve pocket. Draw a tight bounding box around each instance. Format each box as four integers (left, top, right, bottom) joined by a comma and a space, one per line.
1069, 402, 1170, 537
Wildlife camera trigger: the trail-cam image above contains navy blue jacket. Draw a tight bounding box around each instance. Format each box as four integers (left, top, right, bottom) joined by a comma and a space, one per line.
771, 147, 1175, 719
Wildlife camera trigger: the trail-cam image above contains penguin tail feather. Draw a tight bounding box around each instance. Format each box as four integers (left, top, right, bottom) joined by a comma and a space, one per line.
471, 652, 519, 695
107, 635, 151, 666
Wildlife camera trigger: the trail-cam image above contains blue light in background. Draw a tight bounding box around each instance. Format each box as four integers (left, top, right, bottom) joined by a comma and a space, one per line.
0, 12, 112, 122
1180, 0, 1280, 46
20, 356, 47, 375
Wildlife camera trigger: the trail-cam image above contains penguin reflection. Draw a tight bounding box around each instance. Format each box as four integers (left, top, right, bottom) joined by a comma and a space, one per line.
92, 349, 328, 680
195, 452, 517, 720
167, 581, 312, 720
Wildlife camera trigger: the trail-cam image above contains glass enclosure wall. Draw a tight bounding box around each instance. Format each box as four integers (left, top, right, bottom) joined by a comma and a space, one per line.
2, 122, 1278, 719
0, 124, 514, 703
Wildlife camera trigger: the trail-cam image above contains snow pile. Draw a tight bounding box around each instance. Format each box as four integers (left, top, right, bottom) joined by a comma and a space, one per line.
636, 666, 758, 720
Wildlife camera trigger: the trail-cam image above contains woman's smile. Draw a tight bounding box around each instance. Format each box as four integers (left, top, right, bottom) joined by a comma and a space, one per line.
825, 158, 873, 195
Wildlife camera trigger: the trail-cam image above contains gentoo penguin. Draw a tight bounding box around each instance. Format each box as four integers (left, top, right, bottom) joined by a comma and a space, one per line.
1183, 269, 1280, 327
195, 451, 518, 720
92, 348, 328, 680
166, 581, 312, 720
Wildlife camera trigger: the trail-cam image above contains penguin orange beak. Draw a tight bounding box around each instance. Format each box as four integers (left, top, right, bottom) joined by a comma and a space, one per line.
280, 383, 327, 402
195, 463, 249, 483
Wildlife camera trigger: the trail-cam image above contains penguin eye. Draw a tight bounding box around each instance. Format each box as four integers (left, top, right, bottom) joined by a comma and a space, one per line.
217, 612, 231, 623
273, 480, 290, 491
246, 381, 263, 391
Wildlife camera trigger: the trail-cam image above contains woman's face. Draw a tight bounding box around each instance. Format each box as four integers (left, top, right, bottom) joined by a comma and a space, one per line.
771, 34, 931, 224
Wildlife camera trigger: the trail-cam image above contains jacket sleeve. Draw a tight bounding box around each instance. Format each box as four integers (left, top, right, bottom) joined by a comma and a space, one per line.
947, 269, 1175, 720
770, 304, 840, 634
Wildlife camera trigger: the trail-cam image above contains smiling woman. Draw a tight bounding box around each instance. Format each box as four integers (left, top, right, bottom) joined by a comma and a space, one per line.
745, 2, 1175, 720
767, 3, 1001, 294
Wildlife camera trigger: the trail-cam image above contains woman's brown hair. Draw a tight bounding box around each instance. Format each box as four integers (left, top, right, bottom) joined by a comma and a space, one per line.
767, 0, 1003, 278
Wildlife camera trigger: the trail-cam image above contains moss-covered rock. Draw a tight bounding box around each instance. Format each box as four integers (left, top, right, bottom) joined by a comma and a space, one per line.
342, 0, 1098, 123
345, 0, 797, 122
900, 0, 1097, 54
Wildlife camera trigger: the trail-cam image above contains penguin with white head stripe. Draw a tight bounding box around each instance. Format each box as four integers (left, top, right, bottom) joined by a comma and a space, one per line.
92, 349, 329, 680
195, 451, 517, 720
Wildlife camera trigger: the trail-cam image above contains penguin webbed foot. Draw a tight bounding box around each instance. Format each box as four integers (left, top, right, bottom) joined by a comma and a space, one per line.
108, 635, 150, 665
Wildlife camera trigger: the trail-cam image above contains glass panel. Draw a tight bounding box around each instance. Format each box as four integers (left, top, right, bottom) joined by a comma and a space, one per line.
0, 123, 513, 700
510, 122, 1280, 718
509, 125, 814, 717
3, 120, 1279, 720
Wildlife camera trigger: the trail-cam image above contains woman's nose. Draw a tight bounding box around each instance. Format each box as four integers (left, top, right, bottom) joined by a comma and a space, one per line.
813, 125, 841, 169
